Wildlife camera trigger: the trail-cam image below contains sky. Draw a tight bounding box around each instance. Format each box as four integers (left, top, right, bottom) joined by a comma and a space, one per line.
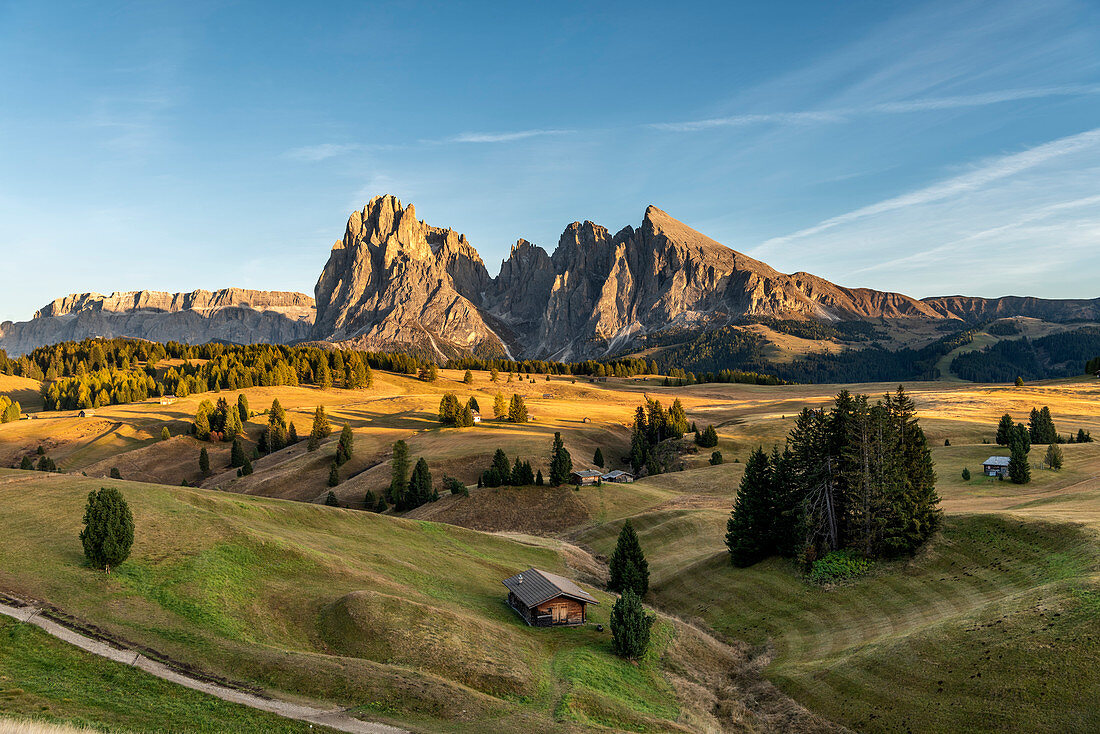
1, 0, 1099, 322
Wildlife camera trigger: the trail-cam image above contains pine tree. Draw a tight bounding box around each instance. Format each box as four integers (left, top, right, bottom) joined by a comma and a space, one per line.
1009, 433, 1031, 484
19, 455, 33, 470
1037, 406, 1057, 444
110, 467, 122, 479
193, 408, 211, 441
535, 469, 544, 486
374, 494, 388, 512
549, 432, 572, 486
962, 467, 971, 481
710, 450, 723, 465
388, 440, 409, 505
289, 422, 298, 444
1044, 443, 1064, 470
324, 490, 340, 506
726, 447, 775, 567
996, 413, 1015, 445
308, 406, 331, 450
328, 462, 340, 487
463, 369, 474, 384
608, 520, 650, 595
240, 454, 253, 476
508, 394, 528, 423
199, 447, 210, 476
80, 487, 134, 572
493, 392, 508, 420
161, 426, 171, 441
335, 423, 353, 465
490, 367, 499, 382
237, 394, 249, 423
593, 448, 605, 468
406, 457, 435, 510
610, 589, 652, 660
230, 438, 246, 468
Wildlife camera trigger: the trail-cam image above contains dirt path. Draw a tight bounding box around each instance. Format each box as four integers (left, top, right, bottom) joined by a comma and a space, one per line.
0, 601, 406, 734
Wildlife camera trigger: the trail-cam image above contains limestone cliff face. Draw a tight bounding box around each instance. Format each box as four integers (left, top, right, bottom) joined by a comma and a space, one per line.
311, 195, 505, 357
0, 289, 315, 356
921, 295, 1100, 322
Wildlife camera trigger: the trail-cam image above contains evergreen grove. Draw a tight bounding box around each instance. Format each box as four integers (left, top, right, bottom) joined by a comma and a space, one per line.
726, 387, 941, 567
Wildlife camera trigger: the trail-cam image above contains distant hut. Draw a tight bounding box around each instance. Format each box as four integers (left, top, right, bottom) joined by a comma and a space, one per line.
471, 411, 481, 423
982, 456, 1011, 478
78, 409, 95, 418
502, 568, 598, 626
570, 469, 602, 486
600, 470, 634, 484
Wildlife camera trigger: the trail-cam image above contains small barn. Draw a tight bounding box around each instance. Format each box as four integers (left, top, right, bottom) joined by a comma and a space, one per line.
570, 469, 602, 486
78, 409, 95, 418
471, 411, 481, 423
983, 456, 1011, 478
601, 470, 634, 483
502, 568, 598, 626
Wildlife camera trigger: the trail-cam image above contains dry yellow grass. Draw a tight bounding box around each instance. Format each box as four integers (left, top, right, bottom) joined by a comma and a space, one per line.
0, 721, 103, 734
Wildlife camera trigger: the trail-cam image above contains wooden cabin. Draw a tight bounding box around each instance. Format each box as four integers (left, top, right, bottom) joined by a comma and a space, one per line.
78, 409, 95, 418
600, 469, 634, 483
503, 568, 598, 627
983, 456, 1011, 478
570, 469, 602, 486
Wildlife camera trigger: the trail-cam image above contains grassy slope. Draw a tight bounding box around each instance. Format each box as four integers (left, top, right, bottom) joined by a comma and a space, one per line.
0, 471, 684, 734
0, 618, 328, 734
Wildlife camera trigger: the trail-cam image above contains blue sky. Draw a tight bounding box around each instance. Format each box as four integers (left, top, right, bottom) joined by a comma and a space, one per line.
2, 0, 1099, 321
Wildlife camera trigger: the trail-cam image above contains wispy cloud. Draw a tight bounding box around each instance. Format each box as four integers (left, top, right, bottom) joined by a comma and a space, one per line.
446, 128, 573, 144
758, 126, 1100, 251
284, 143, 364, 161
652, 84, 1100, 133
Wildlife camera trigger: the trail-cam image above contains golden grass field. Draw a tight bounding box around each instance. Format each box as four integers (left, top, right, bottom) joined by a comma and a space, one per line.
1, 366, 1099, 732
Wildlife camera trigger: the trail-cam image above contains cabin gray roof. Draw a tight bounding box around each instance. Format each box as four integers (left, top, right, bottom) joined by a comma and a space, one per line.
602, 470, 632, 479
502, 568, 598, 608
572, 469, 603, 478
983, 456, 1011, 467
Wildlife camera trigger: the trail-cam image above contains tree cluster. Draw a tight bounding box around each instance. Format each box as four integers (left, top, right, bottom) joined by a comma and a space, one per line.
387, 441, 438, 511
628, 398, 689, 476
480, 448, 536, 487
438, 393, 477, 426
726, 387, 941, 567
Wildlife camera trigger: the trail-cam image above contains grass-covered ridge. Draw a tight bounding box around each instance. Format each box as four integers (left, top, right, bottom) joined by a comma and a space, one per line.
0, 471, 691, 733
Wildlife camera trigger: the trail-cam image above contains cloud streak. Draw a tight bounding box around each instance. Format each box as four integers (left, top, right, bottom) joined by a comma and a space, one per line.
652, 84, 1100, 133
446, 128, 573, 144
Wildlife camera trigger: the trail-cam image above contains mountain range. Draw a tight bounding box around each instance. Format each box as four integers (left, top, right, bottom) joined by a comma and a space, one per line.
3, 194, 1098, 363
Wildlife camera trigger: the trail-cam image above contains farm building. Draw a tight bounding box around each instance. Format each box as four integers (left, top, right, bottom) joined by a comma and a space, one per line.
502, 568, 598, 626
471, 411, 481, 423
601, 470, 634, 483
983, 456, 1011, 478
78, 409, 95, 418
570, 469, 603, 486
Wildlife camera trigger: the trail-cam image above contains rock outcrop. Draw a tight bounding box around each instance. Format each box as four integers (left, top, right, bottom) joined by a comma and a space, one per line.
0, 289, 315, 356
311, 195, 508, 358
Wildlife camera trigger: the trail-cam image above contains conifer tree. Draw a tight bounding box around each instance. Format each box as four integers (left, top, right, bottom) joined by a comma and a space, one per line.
19, 455, 33, 470
335, 423, 353, 465
225, 405, 243, 440
710, 450, 723, 465
508, 394, 528, 423
199, 447, 210, 476
1009, 433, 1031, 484
161, 426, 170, 441
535, 469, 544, 486
288, 422, 298, 444
463, 369, 473, 384
110, 467, 122, 479
962, 467, 971, 481
996, 413, 1015, 445
328, 462, 340, 487
490, 367, 499, 382
725, 447, 775, 567
80, 487, 134, 572
193, 407, 211, 441
549, 432, 572, 486
240, 454, 253, 476
324, 490, 340, 505
593, 447, 605, 468
493, 392, 508, 419
608, 520, 649, 596
308, 405, 331, 451
388, 440, 409, 505
1044, 443, 1064, 470
459, 404, 475, 427
610, 589, 652, 660
406, 457, 435, 510
237, 394, 249, 423
230, 437, 246, 468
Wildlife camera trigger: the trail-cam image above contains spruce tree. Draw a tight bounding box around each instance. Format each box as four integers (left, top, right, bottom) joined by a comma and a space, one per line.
374, 494, 388, 512
289, 422, 298, 444
1009, 435, 1031, 484
610, 589, 652, 660
535, 469, 544, 486
493, 392, 508, 419
710, 450, 723, 465
1044, 443, 1064, 470
230, 437, 246, 468
549, 432, 572, 486
199, 447, 210, 476
324, 490, 340, 505
593, 448, 605, 468
328, 462, 340, 487
237, 394, 249, 423
407, 457, 435, 510
508, 394, 528, 423
962, 467, 971, 481
1038, 406, 1057, 444
335, 423, 353, 465
388, 440, 409, 505
19, 455, 33, 470
608, 520, 649, 596
110, 467, 122, 479
463, 369, 474, 384
996, 413, 1015, 445
80, 487, 134, 572
725, 447, 775, 567
161, 426, 170, 441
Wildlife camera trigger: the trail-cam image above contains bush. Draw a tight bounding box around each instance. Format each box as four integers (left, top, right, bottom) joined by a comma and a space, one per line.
709, 450, 723, 465
807, 549, 871, 585
443, 475, 469, 497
